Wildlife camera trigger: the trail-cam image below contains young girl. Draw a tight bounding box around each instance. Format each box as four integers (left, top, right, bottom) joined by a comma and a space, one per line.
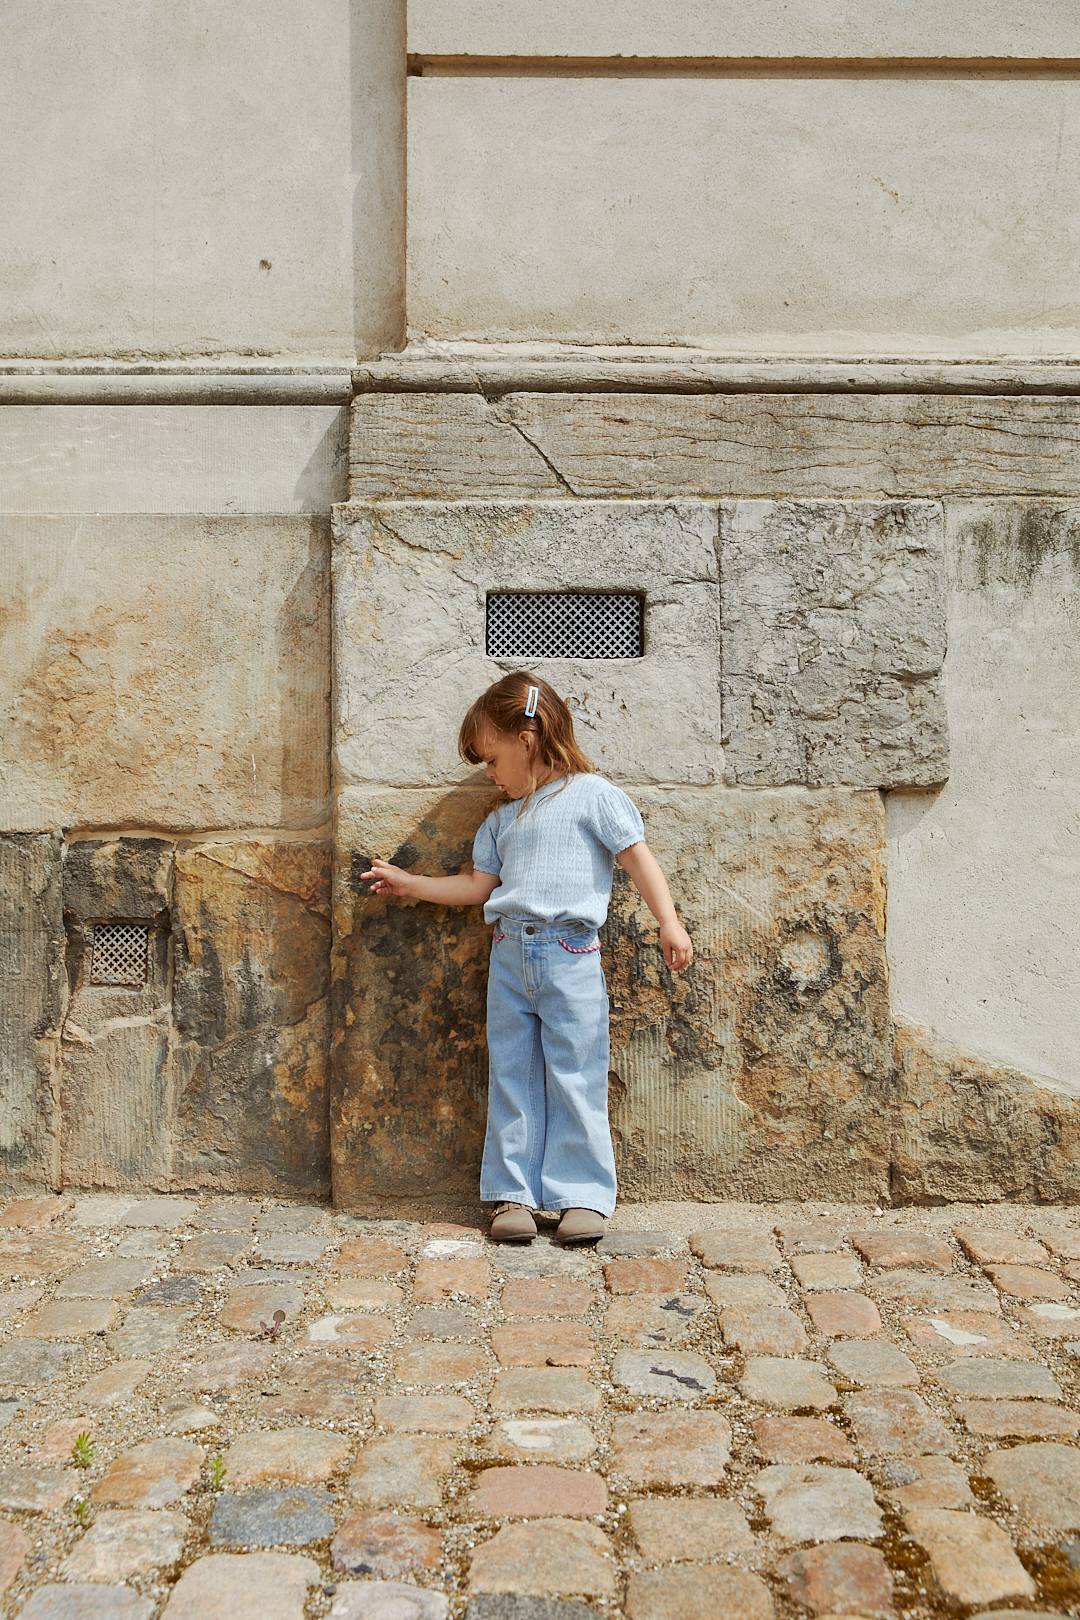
361, 672, 693, 1247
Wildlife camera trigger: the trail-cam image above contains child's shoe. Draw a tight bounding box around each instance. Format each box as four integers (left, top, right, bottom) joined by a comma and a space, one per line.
489, 1202, 537, 1243
555, 1207, 605, 1246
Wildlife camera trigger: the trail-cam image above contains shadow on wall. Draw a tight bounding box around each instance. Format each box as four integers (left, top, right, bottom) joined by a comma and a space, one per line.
329, 778, 902, 1211
330, 783, 494, 1210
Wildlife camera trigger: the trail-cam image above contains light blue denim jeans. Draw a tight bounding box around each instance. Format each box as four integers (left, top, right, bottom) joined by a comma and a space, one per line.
481, 914, 617, 1218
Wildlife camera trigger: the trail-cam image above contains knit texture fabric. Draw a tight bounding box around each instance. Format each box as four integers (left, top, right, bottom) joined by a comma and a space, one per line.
471, 771, 645, 929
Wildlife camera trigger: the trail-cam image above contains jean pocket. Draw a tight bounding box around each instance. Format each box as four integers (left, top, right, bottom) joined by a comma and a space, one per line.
556, 935, 601, 954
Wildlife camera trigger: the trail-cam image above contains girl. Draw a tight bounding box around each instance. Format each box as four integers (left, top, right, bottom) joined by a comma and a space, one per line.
361, 672, 693, 1247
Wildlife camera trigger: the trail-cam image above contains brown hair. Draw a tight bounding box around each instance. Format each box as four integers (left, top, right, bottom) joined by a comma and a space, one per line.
458, 671, 596, 818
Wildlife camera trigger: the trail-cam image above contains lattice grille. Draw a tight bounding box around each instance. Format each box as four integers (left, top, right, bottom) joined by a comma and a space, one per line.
487, 592, 643, 659
89, 923, 149, 987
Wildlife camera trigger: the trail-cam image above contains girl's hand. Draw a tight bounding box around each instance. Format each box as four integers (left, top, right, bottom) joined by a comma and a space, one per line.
360, 858, 415, 899
660, 919, 694, 973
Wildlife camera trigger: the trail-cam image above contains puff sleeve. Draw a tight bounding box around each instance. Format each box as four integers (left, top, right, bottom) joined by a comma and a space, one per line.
592, 781, 646, 856
471, 811, 502, 875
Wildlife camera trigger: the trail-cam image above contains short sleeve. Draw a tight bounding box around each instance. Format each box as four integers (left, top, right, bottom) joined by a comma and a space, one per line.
471, 811, 502, 875
592, 781, 646, 856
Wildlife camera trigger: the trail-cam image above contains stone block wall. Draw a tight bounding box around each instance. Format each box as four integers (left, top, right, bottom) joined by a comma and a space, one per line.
3, 2, 1079, 1205
0, 421, 344, 1198
327, 383, 1080, 1208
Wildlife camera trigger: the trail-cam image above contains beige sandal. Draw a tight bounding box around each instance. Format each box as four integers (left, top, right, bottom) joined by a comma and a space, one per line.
489, 1202, 537, 1243
556, 1207, 606, 1246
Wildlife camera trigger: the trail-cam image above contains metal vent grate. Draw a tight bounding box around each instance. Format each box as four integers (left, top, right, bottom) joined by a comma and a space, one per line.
89, 923, 149, 987
487, 592, 643, 659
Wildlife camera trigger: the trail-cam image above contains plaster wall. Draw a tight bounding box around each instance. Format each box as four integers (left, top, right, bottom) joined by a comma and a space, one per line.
408, 0, 1080, 59
0, 406, 347, 515
1, 0, 404, 361
407, 75, 1080, 354
886, 502, 1080, 1093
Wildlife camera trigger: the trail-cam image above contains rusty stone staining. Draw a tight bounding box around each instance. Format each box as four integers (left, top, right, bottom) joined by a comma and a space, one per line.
0, 833, 65, 1189
890, 1023, 1080, 1204
604, 785, 894, 1201
331, 790, 494, 1211
172, 841, 332, 1198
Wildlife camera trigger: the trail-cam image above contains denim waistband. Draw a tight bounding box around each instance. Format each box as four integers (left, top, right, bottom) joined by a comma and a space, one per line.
491, 916, 595, 939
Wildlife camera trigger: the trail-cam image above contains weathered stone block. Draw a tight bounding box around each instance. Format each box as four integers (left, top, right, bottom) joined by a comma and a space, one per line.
331, 499, 721, 787
59, 841, 172, 1186
351, 391, 1080, 503
63, 838, 172, 923
720, 500, 947, 788
331, 787, 492, 1207
607, 785, 893, 1201
890, 1023, 1080, 1202
0, 834, 64, 1189
333, 782, 893, 1203
0, 514, 330, 833
172, 840, 332, 1197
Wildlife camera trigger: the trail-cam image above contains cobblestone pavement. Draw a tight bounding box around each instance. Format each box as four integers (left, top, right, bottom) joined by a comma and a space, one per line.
2, 1195, 1080, 1619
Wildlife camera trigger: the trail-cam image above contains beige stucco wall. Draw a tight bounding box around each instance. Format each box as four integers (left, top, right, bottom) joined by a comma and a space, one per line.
407, 75, 1080, 354
0, 405, 347, 514
886, 502, 1080, 1094
0, 0, 404, 361
408, 0, 1080, 58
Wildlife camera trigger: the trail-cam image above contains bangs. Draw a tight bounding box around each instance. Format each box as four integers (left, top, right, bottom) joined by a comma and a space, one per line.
457, 703, 493, 765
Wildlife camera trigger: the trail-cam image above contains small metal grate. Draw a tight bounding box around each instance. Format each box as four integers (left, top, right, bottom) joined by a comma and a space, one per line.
487, 591, 643, 659
89, 923, 150, 987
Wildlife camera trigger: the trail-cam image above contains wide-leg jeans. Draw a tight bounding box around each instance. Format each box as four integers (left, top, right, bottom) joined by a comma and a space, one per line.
480, 914, 617, 1218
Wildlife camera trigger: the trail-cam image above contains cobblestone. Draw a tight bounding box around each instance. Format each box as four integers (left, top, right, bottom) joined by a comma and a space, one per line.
805, 1290, 884, 1337
609, 1411, 731, 1486
777, 1542, 893, 1617
332, 1510, 444, 1577
740, 1355, 837, 1410
349, 1435, 457, 1508
904, 1507, 1036, 1605
90, 1439, 203, 1508
468, 1520, 617, 1597
467, 1463, 607, 1518
482, 1418, 596, 1463
624, 1566, 774, 1619
330, 1582, 450, 1619
490, 1321, 594, 1367
827, 1338, 920, 1387
883, 1454, 976, 1511
755, 1462, 884, 1542
753, 1414, 856, 1464
224, 1428, 351, 1484
628, 1495, 756, 1561
611, 1348, 716, 1399
209, 1485, 335, 1547
5, 1193, 1080, 1616
60, 1508, 187, 1580
19, 1585, 154, 1619
160, 1551, 319, 1618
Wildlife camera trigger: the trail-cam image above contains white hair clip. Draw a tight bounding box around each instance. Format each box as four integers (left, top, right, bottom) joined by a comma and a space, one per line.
524, 685, 539, 717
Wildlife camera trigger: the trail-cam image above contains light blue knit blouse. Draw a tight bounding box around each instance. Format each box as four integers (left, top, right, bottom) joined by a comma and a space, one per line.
471, 771, 646, 928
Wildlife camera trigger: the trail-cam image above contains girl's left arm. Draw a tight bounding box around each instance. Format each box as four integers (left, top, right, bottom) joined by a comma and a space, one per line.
616, 843, 693, 973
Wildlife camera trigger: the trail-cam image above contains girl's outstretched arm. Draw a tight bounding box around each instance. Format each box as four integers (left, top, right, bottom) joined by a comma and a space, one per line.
360, 858, 499, 908
616, 842, 694, 973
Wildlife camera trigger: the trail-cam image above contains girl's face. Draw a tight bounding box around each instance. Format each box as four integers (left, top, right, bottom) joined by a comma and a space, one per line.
476, 721, 551, 800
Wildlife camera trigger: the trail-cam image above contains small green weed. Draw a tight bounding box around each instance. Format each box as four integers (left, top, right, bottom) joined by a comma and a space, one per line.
207, 1452, 227, 1491
70, 1431, 94, 1469
72, 1496, 92, 1527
